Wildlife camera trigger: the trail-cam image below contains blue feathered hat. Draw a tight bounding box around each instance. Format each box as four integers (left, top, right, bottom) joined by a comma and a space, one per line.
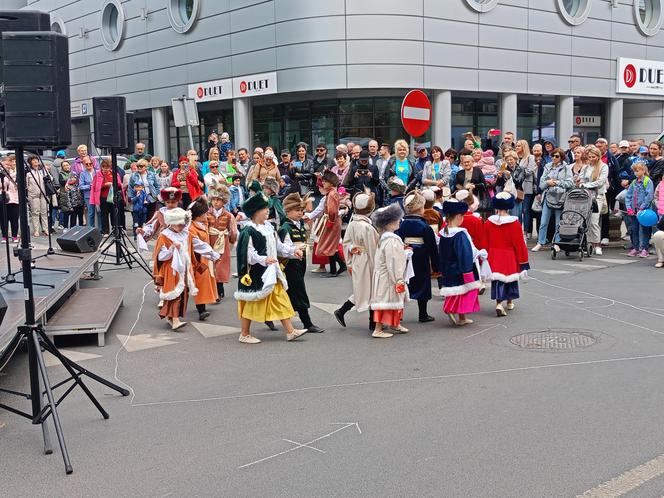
442, 199, 468, 216
492, 191, 515, 211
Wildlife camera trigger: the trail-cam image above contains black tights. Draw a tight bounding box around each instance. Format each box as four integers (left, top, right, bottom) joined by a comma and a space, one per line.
328, 251, 346, 274
216, 282, 224, 298
196, 304, 206, 313
418, 299, 429, 319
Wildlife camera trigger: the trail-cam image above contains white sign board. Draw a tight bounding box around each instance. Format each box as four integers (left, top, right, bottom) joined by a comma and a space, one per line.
232, 71, 277, 98
617, 57, 664, 95
171, 97, 199, 127
188, 78, 233, 103
71, 99, 93, 117
574, 115, 601, 127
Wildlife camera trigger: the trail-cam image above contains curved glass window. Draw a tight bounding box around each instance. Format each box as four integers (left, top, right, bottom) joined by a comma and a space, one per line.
50, 16, 66, 35
168, 0, 200, 34
100, 0, 124, 51
558, 0, 591, 25
464, 0, 499, 13
635, 0, 663, 36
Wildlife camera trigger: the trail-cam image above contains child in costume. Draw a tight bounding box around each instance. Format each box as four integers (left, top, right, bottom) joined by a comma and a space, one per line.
484, 192, 530, 317
138, 187, 182, 243
263, 176, 287, 228
278, 193, 324, 334
386, 177, 406, 210
235, 192, 308, 344
153, 208, 197, 330
438, 199, 483, 326
187, 197, 221, 321
396, 190, 439, 323
335, 190, 380, 330
422, 189, 443, 235
307, 170, 346, 277
207, 182, 238, 300
455, 189, 487, 293
370, 203, 411, 338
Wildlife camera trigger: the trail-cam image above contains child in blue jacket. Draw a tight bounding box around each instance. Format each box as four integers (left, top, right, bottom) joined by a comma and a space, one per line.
625, 161, 654, 257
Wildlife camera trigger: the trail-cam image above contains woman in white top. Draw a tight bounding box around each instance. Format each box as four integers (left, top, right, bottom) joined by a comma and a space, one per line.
576, 145, 609, 255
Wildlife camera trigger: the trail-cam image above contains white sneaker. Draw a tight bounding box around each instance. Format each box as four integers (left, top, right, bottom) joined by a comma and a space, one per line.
600, 238, 609, 246
372, 330, 393, 338
594, 246, 603, 255
287, 329, 307, 341
390, 324, 409, 333
531, 244, 542, 252
553, 244, 561, 253
239, 334, 261, 344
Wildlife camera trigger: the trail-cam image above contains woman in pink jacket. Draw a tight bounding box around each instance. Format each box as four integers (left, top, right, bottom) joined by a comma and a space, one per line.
652, 181, 664, 268
90, 159, 125, 235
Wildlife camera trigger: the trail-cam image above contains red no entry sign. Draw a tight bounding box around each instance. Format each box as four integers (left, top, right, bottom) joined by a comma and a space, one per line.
401, 90, 432, 137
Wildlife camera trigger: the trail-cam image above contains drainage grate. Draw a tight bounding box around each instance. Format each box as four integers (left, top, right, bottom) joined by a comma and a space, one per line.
510, 329, 597, 351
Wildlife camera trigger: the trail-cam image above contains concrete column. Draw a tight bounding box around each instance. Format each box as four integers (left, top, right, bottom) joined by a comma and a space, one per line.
556, 95, 574, 147
152, 107, 170, 161
88, 116, 95, 151
432, 90, 452, 150
233, 97, 253, 150
499, 93, 517, 139
607, 98, 623, 143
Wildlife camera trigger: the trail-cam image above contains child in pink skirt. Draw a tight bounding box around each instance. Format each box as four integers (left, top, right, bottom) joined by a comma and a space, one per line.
438, 199, 483, 325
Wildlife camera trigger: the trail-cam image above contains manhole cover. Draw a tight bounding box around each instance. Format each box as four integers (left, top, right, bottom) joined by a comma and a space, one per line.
510, 329, 597, 351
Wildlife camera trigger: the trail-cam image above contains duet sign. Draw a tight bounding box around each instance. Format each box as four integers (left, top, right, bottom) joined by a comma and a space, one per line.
617, 57, 664, 95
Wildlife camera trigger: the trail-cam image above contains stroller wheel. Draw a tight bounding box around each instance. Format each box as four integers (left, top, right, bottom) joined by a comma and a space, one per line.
578, 251, 584, 262
587, 244, 593, 257
551, 249, 557, 260
565, 251, 570, 257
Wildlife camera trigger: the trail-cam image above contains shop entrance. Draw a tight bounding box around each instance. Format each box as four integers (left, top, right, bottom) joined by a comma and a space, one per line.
574, 128, 602, 145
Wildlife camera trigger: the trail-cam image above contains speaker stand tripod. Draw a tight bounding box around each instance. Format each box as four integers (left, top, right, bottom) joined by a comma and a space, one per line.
97, 150, 152, 277
0, 146, 130, 474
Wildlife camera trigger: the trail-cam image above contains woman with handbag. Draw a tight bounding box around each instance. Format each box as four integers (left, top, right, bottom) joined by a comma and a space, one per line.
532, 148, 573, 253
454, 153, 488, 213
26, 155, 50, 237
90, 159, 124, 235
577, 145, 609, 256
514, 140, 537, 237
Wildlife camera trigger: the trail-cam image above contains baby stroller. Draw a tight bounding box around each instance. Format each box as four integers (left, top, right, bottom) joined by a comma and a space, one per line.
552, 187, 594, 261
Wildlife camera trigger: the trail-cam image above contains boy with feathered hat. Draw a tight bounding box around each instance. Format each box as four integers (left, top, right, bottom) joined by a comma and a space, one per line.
235, 192, 308, 344
262, 176, 286, 228
187, 196, 221, 321
206, 182, 237, 301
153, 207, 198, 330
335, 189, 380, 331
278, 193, 324, 334
396, 189, 439, 323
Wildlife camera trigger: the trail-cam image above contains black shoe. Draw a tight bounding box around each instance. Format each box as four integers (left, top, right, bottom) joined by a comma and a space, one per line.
418, 315, 435, 323
336, 265, 347, 276
321, 272, 338, 278
198, 311, 210, 321
307, 325, 325, 333
214, 298, 221, 304
333, 309, 347, 327
265, 321, 277, 331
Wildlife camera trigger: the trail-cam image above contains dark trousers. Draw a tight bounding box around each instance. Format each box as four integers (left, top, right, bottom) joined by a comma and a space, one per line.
100, 200, 113, 234
67, 206, 84, 228
1, 203, 19, 238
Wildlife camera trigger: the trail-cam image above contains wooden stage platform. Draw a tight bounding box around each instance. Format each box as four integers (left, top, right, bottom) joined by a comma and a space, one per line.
0, 240, 100, 353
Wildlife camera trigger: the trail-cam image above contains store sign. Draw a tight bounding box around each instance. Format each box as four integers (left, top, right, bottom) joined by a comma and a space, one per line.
574, 115, 601, 127
71, 99, 93, 117
188, 78, 233, 103
617, 57, 664, 95
232, 71, 277, 98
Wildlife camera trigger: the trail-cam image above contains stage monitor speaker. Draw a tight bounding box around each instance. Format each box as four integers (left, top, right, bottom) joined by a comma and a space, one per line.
93, 96, 127, 149
0, 10, 50, 33
56, 226, 102, 253
0, 31, 71, 147
0, 290, 7, 328
119, 112, 135, 155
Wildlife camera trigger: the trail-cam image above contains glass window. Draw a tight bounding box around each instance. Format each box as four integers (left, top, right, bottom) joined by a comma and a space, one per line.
557, 0, 591, 25
51, 16, 66, 35
168, 0, 200, 34
635, 0, 663, 36
464, 0, 499, 13
100, 0, 124, 51
451, 99, 498, 150
518, 100, 557, 145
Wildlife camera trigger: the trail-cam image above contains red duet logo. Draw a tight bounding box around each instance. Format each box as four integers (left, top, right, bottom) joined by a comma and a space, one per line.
239, 81, 247, 94
196, 87, 204, 99
624, 64, 637, 88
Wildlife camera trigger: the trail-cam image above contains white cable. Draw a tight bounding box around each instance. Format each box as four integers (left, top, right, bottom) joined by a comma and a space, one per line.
113, 279, 151, 404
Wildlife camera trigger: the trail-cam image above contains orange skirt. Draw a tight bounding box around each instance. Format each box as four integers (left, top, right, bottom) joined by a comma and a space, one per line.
373, 309, 403, 328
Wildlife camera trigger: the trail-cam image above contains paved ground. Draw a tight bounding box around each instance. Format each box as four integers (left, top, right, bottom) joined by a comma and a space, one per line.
2, 246, 664, 497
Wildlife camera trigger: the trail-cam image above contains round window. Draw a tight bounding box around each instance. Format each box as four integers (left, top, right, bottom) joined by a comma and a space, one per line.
100, 0, 124, 51
464, 0, 499, 13
50, 16, 66, 35
168, 0, 200, 34
635, 0, 663, 36
558, 0, 591, 25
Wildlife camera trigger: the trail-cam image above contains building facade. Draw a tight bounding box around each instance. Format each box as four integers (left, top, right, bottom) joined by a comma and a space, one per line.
20, 0, 664, 159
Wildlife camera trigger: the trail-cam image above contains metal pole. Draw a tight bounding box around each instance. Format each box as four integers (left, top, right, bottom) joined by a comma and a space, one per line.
181, 98, 195, 151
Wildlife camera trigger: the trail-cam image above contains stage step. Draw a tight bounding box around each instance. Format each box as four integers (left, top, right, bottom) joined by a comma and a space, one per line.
45, 287, 124, 347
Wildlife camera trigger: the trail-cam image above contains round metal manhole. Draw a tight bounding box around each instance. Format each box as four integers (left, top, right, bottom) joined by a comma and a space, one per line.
510, 329, 598, 351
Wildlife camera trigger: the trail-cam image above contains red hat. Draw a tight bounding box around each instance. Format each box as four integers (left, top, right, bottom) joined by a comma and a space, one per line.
161, 187, 182, 202
178, 155, 188, 164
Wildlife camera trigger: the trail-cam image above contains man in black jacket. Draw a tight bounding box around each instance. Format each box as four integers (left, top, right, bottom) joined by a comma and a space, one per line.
313, 143, 332, 172
345, 149, 380, 196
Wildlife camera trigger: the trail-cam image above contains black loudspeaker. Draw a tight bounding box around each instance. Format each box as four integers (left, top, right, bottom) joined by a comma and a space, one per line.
119, 112, 135, 155
0, 31, 71, 147
0, 290, 7, 328
0, 10, 50, 33
56, 226, 102, 253
93, 96, 127, 149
